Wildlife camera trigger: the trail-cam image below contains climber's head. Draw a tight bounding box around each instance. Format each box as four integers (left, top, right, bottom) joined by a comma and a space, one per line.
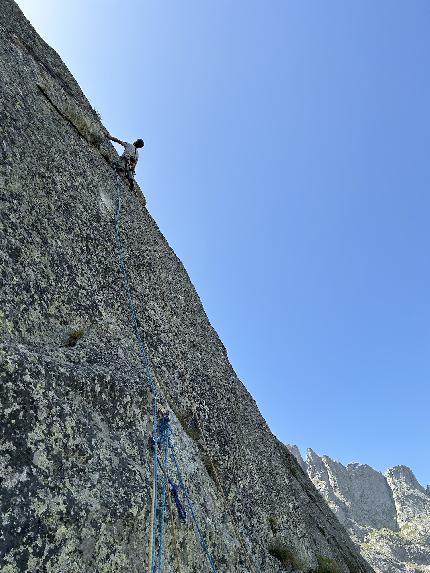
134, 139, 144, 148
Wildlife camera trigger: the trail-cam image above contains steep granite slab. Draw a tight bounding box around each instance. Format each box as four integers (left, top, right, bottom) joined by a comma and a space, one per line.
0, 1, 373, 571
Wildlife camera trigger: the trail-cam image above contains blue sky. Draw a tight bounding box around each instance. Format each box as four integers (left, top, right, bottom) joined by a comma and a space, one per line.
16, 1, 430, 486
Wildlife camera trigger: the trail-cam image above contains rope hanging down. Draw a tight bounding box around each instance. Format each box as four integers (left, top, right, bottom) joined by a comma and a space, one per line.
114, 183, 159, 573
170, 441, 218, 573
167, 485, 182, 572
156, 415, 171, 573
154, 416, 218, 572
113, 182, 219, 573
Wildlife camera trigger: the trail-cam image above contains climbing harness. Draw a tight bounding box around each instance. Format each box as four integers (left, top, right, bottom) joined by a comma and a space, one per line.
114, 182, 219, 572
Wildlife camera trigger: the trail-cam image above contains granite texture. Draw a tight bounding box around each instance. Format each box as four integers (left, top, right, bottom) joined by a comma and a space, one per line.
0, 2, 374, 571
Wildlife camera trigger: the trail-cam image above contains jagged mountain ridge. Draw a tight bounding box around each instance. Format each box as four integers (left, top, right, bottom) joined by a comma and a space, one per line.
287, 447, 430, 573
0, 1, 372, 572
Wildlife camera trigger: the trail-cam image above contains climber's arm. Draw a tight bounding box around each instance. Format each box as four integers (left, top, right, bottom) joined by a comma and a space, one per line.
107, 134, 126, 147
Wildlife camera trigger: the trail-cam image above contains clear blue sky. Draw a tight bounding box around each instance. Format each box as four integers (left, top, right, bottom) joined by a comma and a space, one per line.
16, 0, 430, 487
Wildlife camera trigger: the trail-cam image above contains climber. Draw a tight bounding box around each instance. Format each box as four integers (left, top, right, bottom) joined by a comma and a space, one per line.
107, 134, 144, 189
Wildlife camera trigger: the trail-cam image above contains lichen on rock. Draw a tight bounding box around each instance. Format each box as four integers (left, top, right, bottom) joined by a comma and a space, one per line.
0, 1, 374, 571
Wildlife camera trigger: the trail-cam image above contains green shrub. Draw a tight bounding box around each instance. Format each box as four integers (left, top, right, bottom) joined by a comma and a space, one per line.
66, 328, 85, 347
177, 411, 201, 441
314, 556, 342, 573
202, 453, 219, 483
268, 541, 302, 570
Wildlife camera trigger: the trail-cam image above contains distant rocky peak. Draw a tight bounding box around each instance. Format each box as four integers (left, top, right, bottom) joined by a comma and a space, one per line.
287, 445, 430, 573
385, 465, 430, 526
385, 465, 426, 493
301, 447, 399, 534
285, 443, 306, 471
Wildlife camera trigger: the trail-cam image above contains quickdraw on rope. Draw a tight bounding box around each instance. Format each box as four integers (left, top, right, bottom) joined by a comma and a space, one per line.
169, 480, 187, 522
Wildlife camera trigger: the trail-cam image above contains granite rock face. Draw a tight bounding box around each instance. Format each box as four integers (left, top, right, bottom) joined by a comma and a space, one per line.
0, 1, 373, 572
287, 447, 430, 573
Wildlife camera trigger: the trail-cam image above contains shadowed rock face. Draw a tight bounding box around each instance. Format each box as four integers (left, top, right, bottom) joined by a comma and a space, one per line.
0, 1, 373, 571
287, 447, 430, 573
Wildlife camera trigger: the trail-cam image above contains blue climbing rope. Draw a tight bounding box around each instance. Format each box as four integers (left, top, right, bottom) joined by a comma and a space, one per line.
114, 184, 159, 572
150, 398, 159, 573
114, 183, 218, 573
169, 441, 218, 573
156, 415, 171, 573
114, 185, 157, 395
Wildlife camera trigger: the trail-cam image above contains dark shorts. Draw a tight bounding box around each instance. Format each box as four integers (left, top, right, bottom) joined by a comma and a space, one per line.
116, 157, 134, 175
